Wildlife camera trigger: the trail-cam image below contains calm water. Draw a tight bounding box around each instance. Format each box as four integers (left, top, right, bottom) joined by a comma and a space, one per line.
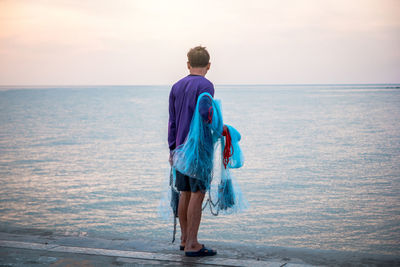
0, 84, 399, 256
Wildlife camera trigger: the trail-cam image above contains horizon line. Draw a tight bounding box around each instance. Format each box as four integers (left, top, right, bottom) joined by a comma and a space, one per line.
1, 83, 400, 87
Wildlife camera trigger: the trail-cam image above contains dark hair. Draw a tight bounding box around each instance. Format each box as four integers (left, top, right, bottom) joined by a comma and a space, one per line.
187, 46, 210, 67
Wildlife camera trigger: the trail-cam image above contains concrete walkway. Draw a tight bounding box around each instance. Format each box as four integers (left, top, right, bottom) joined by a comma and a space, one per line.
0, 239, 310, 267
1, 231, 399, 266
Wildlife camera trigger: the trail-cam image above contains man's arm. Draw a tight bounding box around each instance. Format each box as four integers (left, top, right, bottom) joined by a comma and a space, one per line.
198, 95, 213, 123
168, 89, 177, 152
198, 84, 215, 123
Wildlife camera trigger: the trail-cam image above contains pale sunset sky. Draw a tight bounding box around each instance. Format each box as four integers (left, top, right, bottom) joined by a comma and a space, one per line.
0, 0, 399, 85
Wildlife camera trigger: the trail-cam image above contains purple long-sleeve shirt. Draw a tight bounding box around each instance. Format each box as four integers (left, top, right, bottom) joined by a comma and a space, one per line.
168, 74, 214, 152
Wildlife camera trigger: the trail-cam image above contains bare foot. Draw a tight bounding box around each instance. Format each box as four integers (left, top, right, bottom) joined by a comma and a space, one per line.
184, 242, 203, 252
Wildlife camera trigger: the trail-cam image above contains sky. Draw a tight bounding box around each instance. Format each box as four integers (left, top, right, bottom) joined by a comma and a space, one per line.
0, 0, 399, 85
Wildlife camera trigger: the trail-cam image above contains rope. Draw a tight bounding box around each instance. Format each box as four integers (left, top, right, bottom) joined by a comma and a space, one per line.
208, 106, 214, 123
172, 216, 177, 243
170, 168, 180, 243
222, 126, 233, 169
202, 190, 220, 216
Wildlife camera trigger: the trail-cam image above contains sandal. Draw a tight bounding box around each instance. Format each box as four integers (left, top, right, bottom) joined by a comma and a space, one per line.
185, 245, 217, 257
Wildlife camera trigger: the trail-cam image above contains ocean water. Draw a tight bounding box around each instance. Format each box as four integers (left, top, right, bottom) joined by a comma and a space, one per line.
0, 84, 399, 256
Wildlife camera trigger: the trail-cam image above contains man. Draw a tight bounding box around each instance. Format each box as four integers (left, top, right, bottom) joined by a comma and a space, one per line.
168, 46, 217, 257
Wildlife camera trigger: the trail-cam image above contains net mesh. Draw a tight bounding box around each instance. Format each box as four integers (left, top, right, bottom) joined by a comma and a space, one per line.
160, 92, 247, 220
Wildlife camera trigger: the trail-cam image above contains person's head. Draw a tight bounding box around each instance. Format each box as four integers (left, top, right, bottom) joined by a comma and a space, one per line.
187, 46, 211, 76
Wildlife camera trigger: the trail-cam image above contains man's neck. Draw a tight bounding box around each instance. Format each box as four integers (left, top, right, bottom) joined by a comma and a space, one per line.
189, 68, 207, 77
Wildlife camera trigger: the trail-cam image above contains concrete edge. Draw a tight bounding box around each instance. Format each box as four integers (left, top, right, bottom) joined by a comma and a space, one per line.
0, 239, 312, 267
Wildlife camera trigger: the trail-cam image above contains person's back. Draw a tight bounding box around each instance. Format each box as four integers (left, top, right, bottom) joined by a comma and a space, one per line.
168, 74, 214, 152
168, 46, 217, 257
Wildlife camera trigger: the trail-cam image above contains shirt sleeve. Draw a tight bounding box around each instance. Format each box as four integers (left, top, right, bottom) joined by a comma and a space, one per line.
168, 89, 177, 151
200, 82, 214, 97
198, 82, 215, 123
199, 96, 213, 123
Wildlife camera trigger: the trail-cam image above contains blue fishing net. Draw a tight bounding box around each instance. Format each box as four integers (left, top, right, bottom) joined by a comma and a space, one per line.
172, 93, 223, 188
223, 125, 244, 169
159, 93, 247, 242
171, 92, 247, 215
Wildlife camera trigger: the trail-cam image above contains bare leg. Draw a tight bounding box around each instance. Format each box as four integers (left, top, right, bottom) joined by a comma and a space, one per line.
185, 191, 205, 252
178, 191, 191, 247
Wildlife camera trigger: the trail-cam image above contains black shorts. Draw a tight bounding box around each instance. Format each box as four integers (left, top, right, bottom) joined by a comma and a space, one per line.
175, 170, 206, 193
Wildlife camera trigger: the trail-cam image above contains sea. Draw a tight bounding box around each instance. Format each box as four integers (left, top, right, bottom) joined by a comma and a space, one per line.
0, 84, 399, 257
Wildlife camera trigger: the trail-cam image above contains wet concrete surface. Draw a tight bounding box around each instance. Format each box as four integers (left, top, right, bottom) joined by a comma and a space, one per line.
0, 230, 399, 266
0, 240, 292, 267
